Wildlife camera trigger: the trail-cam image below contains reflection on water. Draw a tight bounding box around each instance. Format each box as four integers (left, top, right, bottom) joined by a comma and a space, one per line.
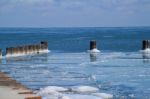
0, 52, 150, 98
5, 53, 49, 63
142, 52, 150, 63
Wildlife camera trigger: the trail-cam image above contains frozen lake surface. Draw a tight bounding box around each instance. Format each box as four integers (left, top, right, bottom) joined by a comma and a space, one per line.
0, 27, 150, 99
0, 51, 150, 99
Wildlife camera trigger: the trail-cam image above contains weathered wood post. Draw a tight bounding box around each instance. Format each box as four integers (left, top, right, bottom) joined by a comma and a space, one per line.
16, 47, 20, 55
142, 40, 149, 50
41, 41, 48, 50
18, 47, 21, 55
6, 47, 11, 57
35, 44, 40, 53
6, 48, 9, 56
33, 45, 36, 53
6, 47, 14, 57
12, 47, 16, 56
90, 40, 97, 50
10, 47, 14, 56
24, 46, 28, 54
28, 45, 33, 54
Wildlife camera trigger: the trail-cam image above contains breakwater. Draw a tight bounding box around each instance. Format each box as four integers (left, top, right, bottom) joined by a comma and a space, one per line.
0, 41, 49, 58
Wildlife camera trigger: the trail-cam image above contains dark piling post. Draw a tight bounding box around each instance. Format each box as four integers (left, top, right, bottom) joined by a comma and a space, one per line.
35, 44, 40, 53
28, 45, 33, 54
33, 45, 36, 53
10, 47, 14, 56
6, 47, 14, 57
15, 47, 18, 55
16, 47, 20, 55
90, 40, 97, 50
41, 41, 48, 50
6, 48, 9, 56
142, 40, 149, 50
19, 47, 24, 55
22, 46, 26, 54
24, 46, 28, 54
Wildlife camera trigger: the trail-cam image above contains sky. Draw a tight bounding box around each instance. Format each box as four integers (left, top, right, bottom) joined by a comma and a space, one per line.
0, 0, 150, 27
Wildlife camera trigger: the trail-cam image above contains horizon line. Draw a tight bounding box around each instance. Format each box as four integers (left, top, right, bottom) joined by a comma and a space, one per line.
0, 25, 150, 28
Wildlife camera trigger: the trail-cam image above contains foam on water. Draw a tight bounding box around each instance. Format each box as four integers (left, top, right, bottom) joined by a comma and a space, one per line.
37, 86, 113, 99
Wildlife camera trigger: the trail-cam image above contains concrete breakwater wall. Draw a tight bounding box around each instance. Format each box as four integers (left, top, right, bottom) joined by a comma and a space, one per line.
0, 41, 49, 58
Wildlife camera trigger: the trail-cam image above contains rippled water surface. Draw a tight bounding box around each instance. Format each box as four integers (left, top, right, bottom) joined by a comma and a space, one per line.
0, 27, 150, 99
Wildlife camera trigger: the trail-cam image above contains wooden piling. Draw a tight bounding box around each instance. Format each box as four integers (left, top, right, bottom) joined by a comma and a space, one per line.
16, 47, 20, 55
18, 46, 23, 55
6, 48, 9, 55
24, 46, 28, 54
6, 47, 14, 56
143, 40, 149, 50
28, 45, 33, 54
90, 40, 97, 50
5, 41, 49, 57
41, 41, 48, 50
35, 45, 40, 53
10, 47, 14, 55
32, 45, 36, 53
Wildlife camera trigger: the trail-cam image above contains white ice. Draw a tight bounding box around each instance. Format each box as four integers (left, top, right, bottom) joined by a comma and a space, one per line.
88, 48, 100, 53
37, 86, 113, 99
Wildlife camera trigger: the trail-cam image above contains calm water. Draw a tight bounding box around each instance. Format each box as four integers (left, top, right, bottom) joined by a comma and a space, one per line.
0, 27, 150, 99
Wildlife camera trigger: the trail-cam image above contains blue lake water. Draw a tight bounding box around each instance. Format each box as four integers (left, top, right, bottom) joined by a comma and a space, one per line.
0, 27, 150, 99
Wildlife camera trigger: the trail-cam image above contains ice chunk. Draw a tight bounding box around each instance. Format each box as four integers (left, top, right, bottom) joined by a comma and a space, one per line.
40, 86, 68, 92
61, 96, 70, 99
92, 93, 113, 99
71, 86, 99, 93
65, 94, 102, 99
88, 48, 100, 53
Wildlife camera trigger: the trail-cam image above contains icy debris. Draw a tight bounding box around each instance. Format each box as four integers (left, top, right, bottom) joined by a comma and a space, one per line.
71, 86, 99, 93
92, 93, 113, 99
141, 48, 150, 53
37, 86, 113, 99
88, 48, 100, 53
38, 86, 68, 93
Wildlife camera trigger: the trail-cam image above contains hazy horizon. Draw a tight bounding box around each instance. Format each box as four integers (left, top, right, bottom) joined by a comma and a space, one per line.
0, 0, 150, 27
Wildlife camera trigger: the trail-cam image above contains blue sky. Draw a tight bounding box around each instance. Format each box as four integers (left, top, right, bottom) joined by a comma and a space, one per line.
0, 0, 150, 27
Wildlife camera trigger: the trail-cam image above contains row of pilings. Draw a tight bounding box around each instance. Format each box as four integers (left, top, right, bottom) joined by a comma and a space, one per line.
0, 41, 49, 58
0, 40, 150, 58
89, 40, 150, 51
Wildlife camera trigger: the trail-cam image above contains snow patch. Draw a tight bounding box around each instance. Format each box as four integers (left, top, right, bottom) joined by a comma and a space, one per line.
71, 86, 99, 93
88, 48, 100, 53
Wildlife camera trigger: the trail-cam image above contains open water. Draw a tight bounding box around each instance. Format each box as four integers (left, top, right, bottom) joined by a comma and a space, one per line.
0, 27, 150, 99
